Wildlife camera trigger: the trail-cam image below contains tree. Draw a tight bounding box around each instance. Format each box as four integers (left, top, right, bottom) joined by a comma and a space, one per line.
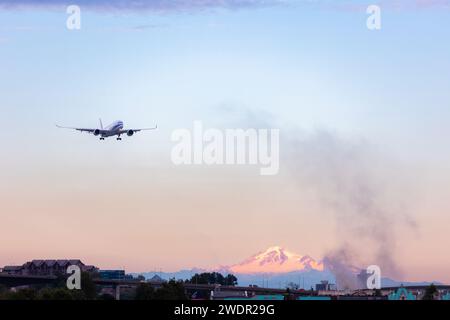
187, 272, 238, 286
153, 279, 187, 300
38, 287, 85, 300
81, 272, 97, 299
0, 284, 7, 298
422, 284, 438, 300
136, 275, 146, 281
135, 283, 155, 300
287, 282, 299, 290
373, 289, 382, 297
98, 293, 115, 300
224, 274, 238, 286
188, 272, 220, 285
4, 288, 38, 300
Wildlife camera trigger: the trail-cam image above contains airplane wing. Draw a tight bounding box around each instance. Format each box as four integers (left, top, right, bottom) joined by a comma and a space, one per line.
118, 125, 158, 134
55, 124, 99, 134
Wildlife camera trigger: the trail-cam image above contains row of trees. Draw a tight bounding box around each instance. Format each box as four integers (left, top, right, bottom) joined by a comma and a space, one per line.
0, 272, 97, 300
0, 271, 238, 300
135, 279, 187, 300
0, 279, 443, 300
133, 272, 238, 300
186, 272, 238, 286
0, 281, 188, 301
422, 284, 438, 300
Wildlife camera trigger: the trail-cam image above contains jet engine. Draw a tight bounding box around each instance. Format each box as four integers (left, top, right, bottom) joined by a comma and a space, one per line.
93, 129, 101, 136
127, 130, 134, 136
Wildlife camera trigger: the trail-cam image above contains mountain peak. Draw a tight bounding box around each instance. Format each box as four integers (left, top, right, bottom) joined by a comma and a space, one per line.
265, 245, 283, 251
227, 246, 324, 274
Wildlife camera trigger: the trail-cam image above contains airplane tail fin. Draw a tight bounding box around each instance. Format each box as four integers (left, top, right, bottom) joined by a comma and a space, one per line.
99, 118, 103, 129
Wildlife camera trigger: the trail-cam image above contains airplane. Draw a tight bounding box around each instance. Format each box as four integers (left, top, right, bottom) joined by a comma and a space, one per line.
56, 119, 157, 140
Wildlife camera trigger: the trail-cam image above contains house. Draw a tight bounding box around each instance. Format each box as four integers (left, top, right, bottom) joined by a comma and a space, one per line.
1, 260, 98, 276
388, 287, 416, 300
315, 280, 336, 291
441, 292, 450, 300
99, 270, 133, 280
2, 266, 24, 275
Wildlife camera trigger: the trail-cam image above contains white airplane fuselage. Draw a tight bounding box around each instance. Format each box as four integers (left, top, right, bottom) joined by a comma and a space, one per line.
56, 119, 157, 140
101, 120, 124, 137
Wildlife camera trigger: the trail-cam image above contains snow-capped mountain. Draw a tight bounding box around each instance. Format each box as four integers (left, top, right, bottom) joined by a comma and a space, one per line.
137, 246, 438, 289
225, 246, 324, 274
137, 246, 333, 289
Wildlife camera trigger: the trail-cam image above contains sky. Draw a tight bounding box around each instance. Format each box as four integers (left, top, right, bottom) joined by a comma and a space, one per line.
0, 0, 450, 283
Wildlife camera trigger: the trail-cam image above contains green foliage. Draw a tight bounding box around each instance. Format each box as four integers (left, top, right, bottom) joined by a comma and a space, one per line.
38, 287, 86, 300
81, 272, 97, 300
0, 287, 88, 300
135, 280, 187, 300
0, 272, 190, 301
98, 293, 115, 300
422, 284, 438, 300
0, 284, 7, 295
224, 274, 238, 286
0, 271, 96, 300
187, 272, 238, 286
373, 289, 382, 297
2, 288, 38, 300
153, 279, 187, 300
135, 283, 155, 300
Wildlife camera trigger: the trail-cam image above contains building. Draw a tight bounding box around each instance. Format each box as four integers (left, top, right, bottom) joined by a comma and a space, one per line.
441, 292, 450, 300
298, 296, 332, 301
99, 270, 133, 280
388, 287, 416, 300
212, 290, 249, 300
1, 266, 23, 275
1, 260, 98, 276
225, 294, 285, 300
315, 280, 336, 291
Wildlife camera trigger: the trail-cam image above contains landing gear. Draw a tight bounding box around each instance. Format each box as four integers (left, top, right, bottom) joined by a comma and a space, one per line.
117, 137, 122, 141
100, 137, 105, 140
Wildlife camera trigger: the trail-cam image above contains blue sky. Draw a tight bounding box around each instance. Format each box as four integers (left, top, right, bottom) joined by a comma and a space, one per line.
1, 1, 450, 281
1, 2, 449, 156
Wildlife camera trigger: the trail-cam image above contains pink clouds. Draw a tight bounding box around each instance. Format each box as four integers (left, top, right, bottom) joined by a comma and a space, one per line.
0, 0, 282, 12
